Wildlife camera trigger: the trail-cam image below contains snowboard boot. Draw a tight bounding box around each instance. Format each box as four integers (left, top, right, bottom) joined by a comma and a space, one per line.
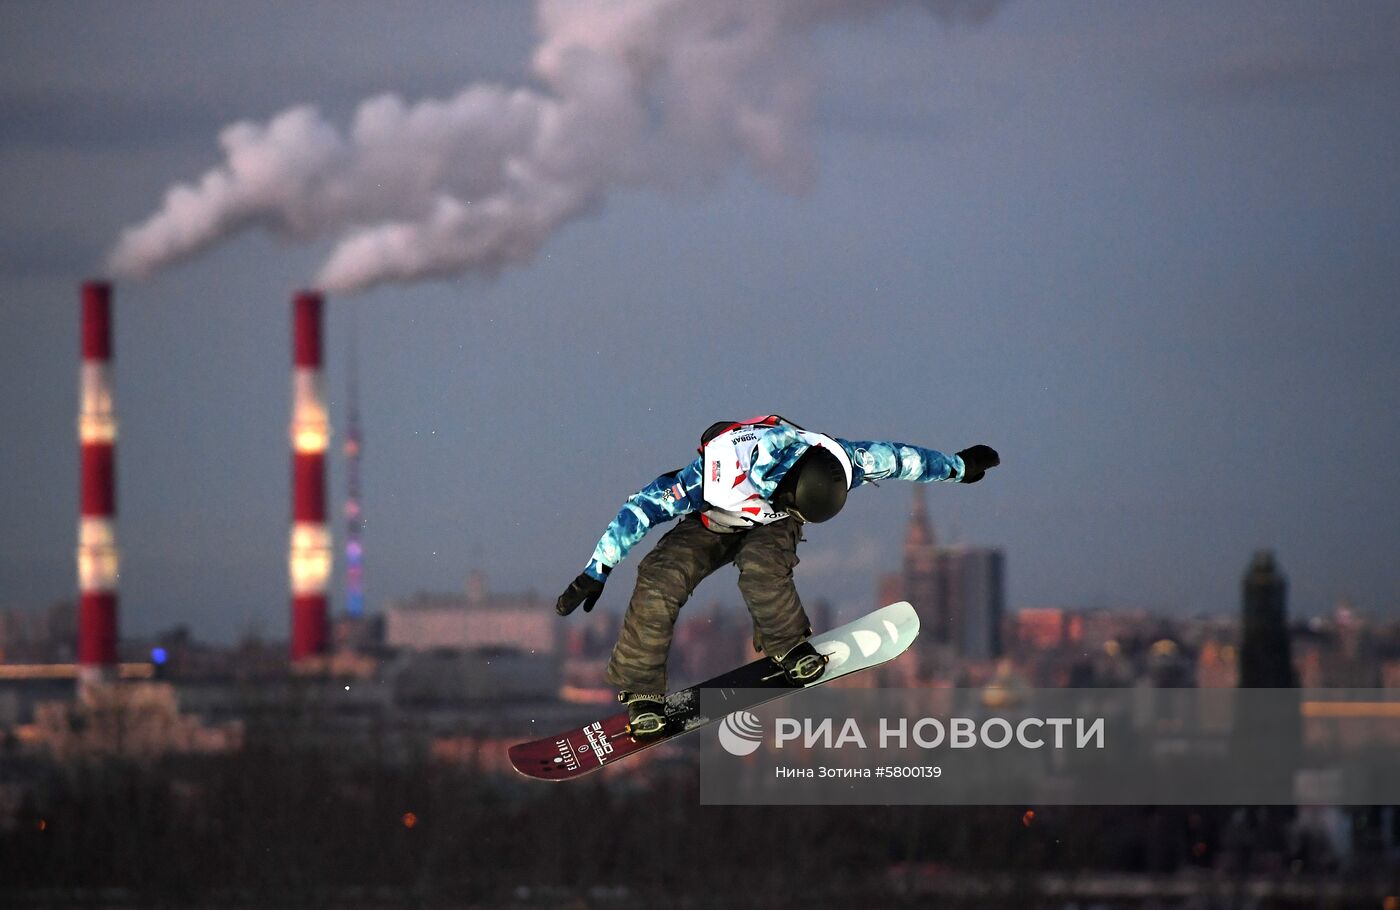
620, 691, 667, 740
771, 640, 828, 686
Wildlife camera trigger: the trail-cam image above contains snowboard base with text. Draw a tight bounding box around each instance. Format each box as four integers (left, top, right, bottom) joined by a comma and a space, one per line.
508, 601, 919, 781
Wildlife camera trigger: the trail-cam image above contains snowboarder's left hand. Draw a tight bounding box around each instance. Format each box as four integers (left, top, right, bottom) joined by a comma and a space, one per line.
556, 572, 606, 616
956, 445, 1000, 484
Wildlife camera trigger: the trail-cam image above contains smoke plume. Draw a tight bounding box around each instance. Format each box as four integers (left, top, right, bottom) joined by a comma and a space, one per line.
108, 0, 1002, 294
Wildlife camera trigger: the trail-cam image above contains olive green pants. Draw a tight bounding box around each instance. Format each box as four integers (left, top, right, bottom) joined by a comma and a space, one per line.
605, 515, 810, 694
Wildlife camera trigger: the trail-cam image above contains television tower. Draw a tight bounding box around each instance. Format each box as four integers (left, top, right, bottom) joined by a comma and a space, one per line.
344, 310, 365, 618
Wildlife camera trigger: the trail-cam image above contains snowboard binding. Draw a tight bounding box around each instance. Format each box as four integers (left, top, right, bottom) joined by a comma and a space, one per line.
619, 691, 667, 740
764, 640, 829, 687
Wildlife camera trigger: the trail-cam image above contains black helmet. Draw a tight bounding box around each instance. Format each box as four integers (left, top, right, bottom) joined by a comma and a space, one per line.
772, 445, 848, 523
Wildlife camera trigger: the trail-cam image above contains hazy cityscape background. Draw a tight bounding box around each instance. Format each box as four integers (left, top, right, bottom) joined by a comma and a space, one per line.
2, 1, 1398, 646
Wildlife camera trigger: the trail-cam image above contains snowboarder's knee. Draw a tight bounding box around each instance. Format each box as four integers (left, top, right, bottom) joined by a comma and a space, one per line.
736, 565, 796, 598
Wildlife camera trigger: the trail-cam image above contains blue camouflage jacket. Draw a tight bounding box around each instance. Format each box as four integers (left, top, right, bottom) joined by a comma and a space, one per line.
583, 420, 966, 581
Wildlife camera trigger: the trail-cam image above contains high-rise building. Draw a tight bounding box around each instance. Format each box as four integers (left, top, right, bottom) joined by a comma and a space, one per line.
943, 545, 1005, 661
879, 487, 1004, 665
1238, 550, 1296, 688
901, 485, 944, 640
1234, 550, 1300, 803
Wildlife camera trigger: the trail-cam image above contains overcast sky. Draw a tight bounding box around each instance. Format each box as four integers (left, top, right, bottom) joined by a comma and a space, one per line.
1, 1, 1397, 644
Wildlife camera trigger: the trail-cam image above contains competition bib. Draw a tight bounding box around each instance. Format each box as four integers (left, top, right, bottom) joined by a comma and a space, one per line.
698, 419, 852, 532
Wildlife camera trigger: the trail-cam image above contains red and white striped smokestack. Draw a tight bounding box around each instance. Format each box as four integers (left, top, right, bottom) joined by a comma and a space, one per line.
77, 281, 119, 673
289, 291, 331, 660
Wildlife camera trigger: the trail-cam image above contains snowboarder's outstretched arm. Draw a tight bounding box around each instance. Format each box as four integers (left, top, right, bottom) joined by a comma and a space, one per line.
836, 439, 1000, 487
584, 459, 704, 578
556, 459, 704, 616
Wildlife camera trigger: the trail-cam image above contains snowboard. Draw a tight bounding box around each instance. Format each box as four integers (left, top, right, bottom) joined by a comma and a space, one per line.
508, 601, 919, 781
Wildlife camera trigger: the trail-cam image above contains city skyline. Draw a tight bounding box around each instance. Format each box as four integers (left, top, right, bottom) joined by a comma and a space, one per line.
1, 2, 1398, 645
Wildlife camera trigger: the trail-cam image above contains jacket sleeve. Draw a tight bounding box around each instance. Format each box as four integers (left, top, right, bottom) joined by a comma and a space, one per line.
584, 458, 704, 580
835, 438, 965, 489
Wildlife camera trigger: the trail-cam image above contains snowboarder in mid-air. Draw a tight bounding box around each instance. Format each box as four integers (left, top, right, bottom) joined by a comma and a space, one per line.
555, 415, 999, 739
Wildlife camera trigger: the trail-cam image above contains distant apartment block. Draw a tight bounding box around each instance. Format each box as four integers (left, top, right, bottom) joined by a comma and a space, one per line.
0, 601, 78, 663
384, 571, 557, 655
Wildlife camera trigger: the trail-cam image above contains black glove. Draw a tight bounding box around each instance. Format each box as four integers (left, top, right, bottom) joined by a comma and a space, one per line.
955, 445, 1000, 484
555, 572, 606, 616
